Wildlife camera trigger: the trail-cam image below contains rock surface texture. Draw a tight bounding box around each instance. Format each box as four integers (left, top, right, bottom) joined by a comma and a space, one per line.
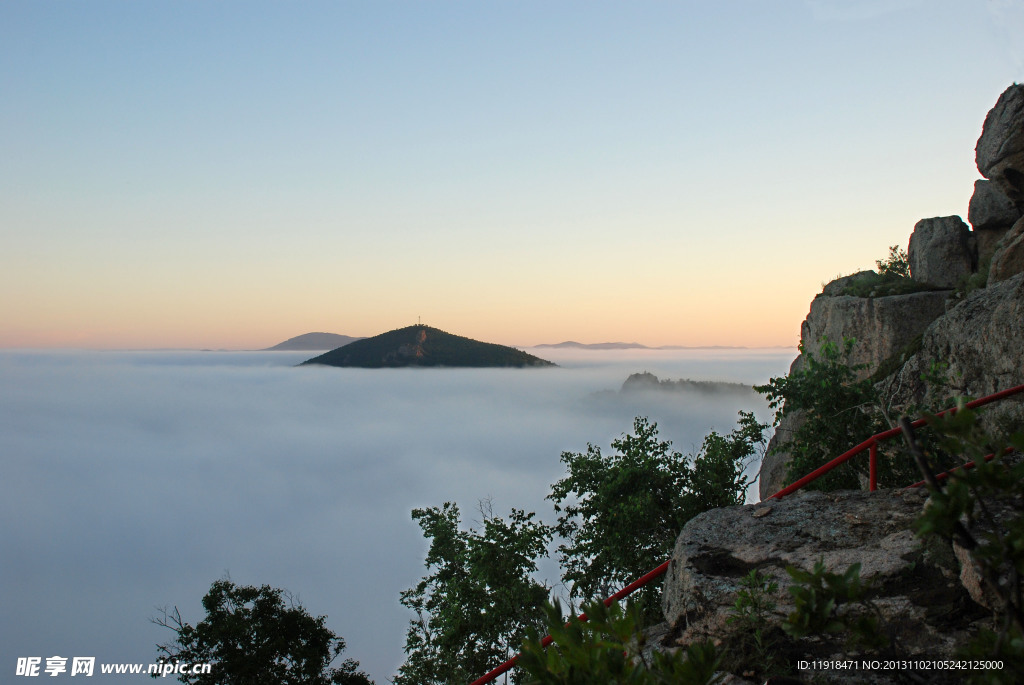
658, 490, 991, 683
880, 272, 1024, 433
969, 179, 1022, 231
968, 179, 1020, 265
758, 288, 950, 499
757, 408, 804, 500
908, 216, 974, 287
976, 83, 1024, 202
800, 290, 949, 376
988, 216, 1024, 285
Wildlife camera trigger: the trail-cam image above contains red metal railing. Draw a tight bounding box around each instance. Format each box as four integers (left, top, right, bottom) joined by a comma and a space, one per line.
467, 560, 671, 685
768, 383, 1024, 500
469, 383, 1024, 684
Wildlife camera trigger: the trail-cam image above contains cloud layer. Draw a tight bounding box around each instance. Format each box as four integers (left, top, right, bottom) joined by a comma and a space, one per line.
0, 348, 793, 682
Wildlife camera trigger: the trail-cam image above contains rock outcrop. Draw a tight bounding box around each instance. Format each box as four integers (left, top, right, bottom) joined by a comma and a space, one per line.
988, 217, 1024, 286
908, 216, 974, 288
880, 272, 1024, 433
658, 490, 992, 683
760, 85, 1024, 499
976, 83, 1024, 203
968, 180, 1020, 265
758, 288, 950, 499
799, 290, 950, 377
968, 179, 1022, 231
667, 84, 1024, 685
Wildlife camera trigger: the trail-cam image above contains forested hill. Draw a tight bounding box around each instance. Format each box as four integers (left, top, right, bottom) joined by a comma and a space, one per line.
300, 325, 555, 368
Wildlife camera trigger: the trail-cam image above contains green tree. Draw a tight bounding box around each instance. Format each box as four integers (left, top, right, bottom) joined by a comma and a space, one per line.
153, 578, 372, 685
755, 337, 886, 491
396, 501, 553, 685
549, 414, 765, 618
875, 244, 910, 278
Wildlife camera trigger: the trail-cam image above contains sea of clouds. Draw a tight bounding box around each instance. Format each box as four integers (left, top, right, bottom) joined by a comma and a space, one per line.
0, 347, 795, 682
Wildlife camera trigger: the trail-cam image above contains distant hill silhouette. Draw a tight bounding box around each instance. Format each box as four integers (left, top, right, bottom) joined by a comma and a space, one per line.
534, 341, 746, 350
535, 341, 647, 350
301, 325, 555, 368
620, 372, 754, 394
264, 332, 363, 351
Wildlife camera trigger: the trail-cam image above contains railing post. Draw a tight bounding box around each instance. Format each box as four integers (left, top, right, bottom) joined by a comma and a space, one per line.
869, 440, 877, 491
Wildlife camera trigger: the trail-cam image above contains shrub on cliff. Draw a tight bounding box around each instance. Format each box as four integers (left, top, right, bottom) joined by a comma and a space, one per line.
517, 600, 721, 685
876, 244, 911, 278
756, 337, 888, 490
908, 408, 1024, 682
825, 245, 938, 298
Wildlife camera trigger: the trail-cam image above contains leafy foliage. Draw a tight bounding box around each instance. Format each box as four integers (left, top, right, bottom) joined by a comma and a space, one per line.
783, 560, 886, 652
821, 245, 938, 298
548, 414, 765, 618
517, 600, 722, 685
395, 502, 552, 685
825, 272, 936, 298
153, 579, 372, 685
756, 337, 895, 491
723, 570, 786, 679
875, 244, 911, 279
909, 407, 1024, 682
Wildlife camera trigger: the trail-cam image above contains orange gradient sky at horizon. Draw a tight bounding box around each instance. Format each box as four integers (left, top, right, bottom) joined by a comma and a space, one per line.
3, 1, 1022, 351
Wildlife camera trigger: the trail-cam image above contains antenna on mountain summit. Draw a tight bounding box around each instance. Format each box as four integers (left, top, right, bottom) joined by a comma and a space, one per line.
418, 315, 421, 326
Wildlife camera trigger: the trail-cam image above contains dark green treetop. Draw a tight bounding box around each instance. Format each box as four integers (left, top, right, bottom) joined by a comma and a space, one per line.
153, 579, 373, 685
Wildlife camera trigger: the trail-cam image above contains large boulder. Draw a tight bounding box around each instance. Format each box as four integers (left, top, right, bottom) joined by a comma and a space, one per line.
908, 216, 974, 287
968, 179, 1022, 231
800, 290, 950, 377
988, 216, 1024, 285
661, 489, 987, 677
968, 179, 1020, 265
818, 270, 876, 297
976, 83, 1024, 202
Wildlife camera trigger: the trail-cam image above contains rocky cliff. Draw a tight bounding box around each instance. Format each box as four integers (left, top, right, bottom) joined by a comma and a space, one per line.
759, 84, 1024, 500
652, 86, 1024, 683
655, 488, 1004, 684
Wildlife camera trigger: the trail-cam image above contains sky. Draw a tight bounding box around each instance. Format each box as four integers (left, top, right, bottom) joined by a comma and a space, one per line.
2, 0, 1024, 349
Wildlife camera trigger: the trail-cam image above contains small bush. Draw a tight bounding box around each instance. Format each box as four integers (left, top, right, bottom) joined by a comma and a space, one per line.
823, 246, 942, 299
756, 337, 888, 491
722, 570, 788, 680
876, 245, 910, 279
830, 271, 939, 298
784, 560, 886, 652
909, 408, 1024, 683
517, 600, 722, 685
